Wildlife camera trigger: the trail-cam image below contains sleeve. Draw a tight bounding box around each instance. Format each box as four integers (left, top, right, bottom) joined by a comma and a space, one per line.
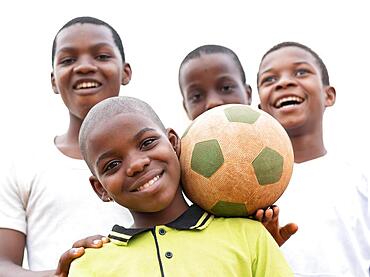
0, 160, 28, 234
252, 226, 293, 277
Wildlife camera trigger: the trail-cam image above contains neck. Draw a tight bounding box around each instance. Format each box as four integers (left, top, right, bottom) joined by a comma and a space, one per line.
54, 113, 84, 159
130, 187, 189, 228
288, 128, 326, 163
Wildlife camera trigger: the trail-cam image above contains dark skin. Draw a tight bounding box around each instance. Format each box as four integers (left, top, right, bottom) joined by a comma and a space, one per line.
257, 46, 336, 163
0, 22, 131, 277
86, 113, 188, 228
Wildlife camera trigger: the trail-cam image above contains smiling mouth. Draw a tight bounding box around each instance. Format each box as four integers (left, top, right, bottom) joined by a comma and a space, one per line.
74, 81, 101, 90
274, 96, 304, 108
135, 175, 161, 192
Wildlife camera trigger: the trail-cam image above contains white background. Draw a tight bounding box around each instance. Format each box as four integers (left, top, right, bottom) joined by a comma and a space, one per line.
0, 0, 369, 175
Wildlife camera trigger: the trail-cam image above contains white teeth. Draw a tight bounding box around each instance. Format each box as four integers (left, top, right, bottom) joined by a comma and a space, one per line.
276, 96, 303, 108
76, 81, 100, 89
136, 175, 160, 192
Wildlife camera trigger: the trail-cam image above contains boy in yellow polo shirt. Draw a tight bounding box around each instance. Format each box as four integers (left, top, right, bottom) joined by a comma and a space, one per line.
70, 96, 292, 276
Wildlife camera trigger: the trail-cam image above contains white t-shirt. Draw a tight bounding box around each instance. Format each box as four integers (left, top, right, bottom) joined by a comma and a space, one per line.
0, 137, 133, 271
277, 153, 370, 277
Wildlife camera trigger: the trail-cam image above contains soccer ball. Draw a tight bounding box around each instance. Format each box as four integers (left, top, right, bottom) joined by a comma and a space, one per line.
180, 104, 294, 216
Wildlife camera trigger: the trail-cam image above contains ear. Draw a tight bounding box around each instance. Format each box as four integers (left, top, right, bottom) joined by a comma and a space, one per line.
244, 84, 252, 105
324, 86, 336, 107
51, 72, 59, 94
89, 175, 111, 202
166, 128, 181, 157
121, 63, 132, 85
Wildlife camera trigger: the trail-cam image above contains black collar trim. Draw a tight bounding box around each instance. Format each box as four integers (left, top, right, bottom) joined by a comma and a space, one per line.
108, 205, 213, 246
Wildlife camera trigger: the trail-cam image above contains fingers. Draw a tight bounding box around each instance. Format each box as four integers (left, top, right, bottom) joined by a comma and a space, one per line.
72, 235, 109, 249
55, 247, 85, 276
279, 223, 299, 246
254, 209, 264, 222
254, 206, 278, 223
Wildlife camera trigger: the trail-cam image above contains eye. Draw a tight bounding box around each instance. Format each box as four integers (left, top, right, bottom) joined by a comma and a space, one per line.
96, 54, 111, 61
220, 84, 235, 93
103, 160, 121, 174
59, 57, 76, 66
296, 68, 309, 76
188, 91, 203, 103
141, 137, 158, 150
260, 75, 277, 86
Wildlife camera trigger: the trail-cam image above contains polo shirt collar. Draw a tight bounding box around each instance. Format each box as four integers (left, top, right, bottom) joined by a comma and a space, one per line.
108, 205, 213, 246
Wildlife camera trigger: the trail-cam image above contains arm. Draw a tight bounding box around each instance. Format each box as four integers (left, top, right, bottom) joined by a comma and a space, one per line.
254, 205, 298, 246
0, 229, 108, 277
0, 229, 54, 277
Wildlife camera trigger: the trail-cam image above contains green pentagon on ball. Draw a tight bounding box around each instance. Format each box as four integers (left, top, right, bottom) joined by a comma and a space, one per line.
224, 106, 260, 124
211, 200, 248, 216
191, 139, 224, 178
252, 147, 284, 185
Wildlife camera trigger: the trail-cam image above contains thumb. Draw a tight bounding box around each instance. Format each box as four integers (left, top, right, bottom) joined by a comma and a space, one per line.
279, 223, 298, 245
55, 247, 85, 277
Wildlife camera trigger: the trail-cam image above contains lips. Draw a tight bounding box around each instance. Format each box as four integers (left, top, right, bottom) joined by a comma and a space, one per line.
129, 170, 163, 192
274, 95, 304, 108
73, 80, 102, 90
135, 175, 160, 192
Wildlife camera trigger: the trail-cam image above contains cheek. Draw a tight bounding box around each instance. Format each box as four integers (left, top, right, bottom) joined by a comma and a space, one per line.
187, 105, 202, 120
258, 91, 269, 105
168, 152, 181, 178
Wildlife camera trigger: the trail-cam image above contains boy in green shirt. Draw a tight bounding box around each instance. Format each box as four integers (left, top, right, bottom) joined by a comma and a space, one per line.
69, 95, 292, 276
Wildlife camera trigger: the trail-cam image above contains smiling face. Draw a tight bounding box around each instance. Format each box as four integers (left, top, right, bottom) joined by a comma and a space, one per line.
87, 113, 181, 213
257, 46, 335, 136
51, 23, 131, 120
180, 53, 251, 120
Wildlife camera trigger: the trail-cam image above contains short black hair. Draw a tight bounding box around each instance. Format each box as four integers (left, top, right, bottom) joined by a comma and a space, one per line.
79, 96, 166, 175
52, 16, 125, 66
179, 44, 246, 93
257, 41, 330, 86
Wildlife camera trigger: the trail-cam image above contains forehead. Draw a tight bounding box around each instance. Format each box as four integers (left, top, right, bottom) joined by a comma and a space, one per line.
180, 53, 240, 84
55, 23, 116, 52
259, 46, 319, 74
89, 113, 159, 143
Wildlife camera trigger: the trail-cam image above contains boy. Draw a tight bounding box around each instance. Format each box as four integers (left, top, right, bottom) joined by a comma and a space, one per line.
69, 95, 293, 276
179, 44, 252, 120
0, 17, 133, 275
257, 41, 370, 276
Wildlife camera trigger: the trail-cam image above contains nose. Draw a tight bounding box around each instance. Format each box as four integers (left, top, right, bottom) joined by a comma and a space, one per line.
73, 56, 98, 74
205, 92, 224, 111
126, 155, 151, 177
275, 74, 296, 90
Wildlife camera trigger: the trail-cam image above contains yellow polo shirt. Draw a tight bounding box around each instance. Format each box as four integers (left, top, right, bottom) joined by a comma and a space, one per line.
69, 205, 292, 276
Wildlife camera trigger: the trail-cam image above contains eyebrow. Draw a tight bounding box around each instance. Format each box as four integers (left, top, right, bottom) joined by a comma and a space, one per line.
259, 61, 313, 76
95, 127, 156, 168
56, 43, 115, 56
134, 127, 156, 141
95, 149, 116, 169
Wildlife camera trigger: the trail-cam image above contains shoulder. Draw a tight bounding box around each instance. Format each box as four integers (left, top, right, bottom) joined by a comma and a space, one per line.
209, 217, 267, 240
69, 242, 125, 275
